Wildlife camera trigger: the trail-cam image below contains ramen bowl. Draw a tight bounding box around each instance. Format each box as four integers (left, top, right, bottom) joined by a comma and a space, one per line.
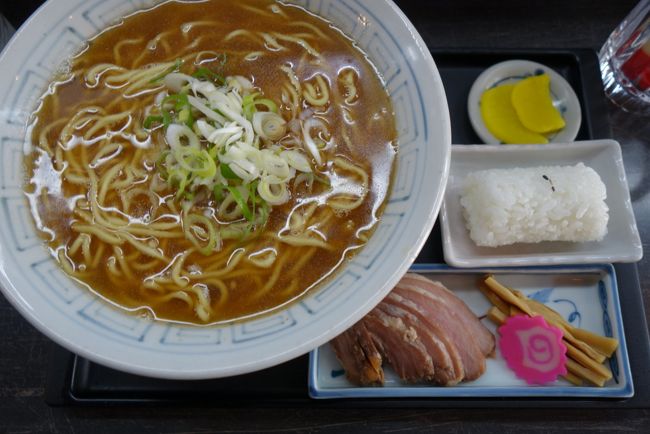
0, 0, 450, 379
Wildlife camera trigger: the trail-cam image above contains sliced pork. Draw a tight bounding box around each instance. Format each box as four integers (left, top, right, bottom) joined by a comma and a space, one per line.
329, 273, 495, 386
401, 273, 496, 357
329, 320, 384, 386
363, 309, 435, 383
377, 301, 462, 385
392, 284, 487, 381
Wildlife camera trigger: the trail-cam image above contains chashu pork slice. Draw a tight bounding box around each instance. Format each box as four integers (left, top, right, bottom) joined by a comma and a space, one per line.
393, 283, 487, 381
362, 309, 435, 383
401, 273, 496, 357
330, 320, 384, 386
378, 298, 463, 386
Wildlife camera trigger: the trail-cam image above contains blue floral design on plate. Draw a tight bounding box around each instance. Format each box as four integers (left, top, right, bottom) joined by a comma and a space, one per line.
600, 280, 619, 384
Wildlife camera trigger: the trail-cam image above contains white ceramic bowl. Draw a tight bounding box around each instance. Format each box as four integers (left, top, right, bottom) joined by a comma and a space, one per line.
467, 59, 582, 144
0, 0, 450, 378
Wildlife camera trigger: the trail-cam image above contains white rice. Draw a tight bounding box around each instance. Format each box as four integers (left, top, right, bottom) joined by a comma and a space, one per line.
460, 163, 608, 247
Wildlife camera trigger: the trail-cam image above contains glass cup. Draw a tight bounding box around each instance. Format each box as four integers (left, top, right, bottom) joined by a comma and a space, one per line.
0, 14, 16, 50
599, 0, 650, 115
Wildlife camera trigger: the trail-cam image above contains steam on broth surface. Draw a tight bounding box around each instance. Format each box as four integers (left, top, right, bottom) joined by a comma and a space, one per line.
25, 0, 397, 324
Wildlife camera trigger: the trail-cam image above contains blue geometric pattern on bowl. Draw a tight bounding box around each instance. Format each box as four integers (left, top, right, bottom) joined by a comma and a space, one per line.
0, 0, 450, 378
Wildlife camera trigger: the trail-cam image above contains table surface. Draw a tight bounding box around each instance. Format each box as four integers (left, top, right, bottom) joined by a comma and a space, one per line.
1, 0, 649, 432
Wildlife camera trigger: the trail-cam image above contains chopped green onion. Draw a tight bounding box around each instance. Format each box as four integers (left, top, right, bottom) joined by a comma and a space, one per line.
196, 150, 217, 178
168, 167, 191, 199
144, 115, 163, 129
177, 177, 189, 199
153, 61, 296, 246
174, 148, 217, 179
213, 184, 226, 202
161, 93, 194, 127
185, 213, 219, 255
227, 186, 253, 222
259, 200, 270, 225
178, 107, 194, 127
208, 144, 219, 159
220, 163, 240, 180
242, 93, 260, 105
243, 93, 278, 120
163, 93, 190, 111
242, 92, 260, 120
248, 180, 258, 222
162, 111, 172, 128
192, 67, 225, 85
253, 98, 278, 113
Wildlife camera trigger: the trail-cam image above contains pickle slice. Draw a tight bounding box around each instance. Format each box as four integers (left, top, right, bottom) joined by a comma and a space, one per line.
480, 83, 548, 144
511, 74, 566, 134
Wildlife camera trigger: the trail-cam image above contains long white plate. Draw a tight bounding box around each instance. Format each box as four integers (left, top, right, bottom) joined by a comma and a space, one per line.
440, 140, 642, 268
309, 264, 633, 399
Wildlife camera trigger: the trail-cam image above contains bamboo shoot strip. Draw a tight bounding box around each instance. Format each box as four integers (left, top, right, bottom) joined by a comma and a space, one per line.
522, 296, 618, 357
482, 276, 618, 387
478, 281, 509, 313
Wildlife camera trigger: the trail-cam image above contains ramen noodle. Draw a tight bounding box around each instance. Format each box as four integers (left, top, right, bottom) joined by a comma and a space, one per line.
25, 0, 397, 324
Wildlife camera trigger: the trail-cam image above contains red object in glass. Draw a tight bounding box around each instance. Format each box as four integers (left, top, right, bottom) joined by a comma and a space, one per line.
621, 41, 650, 91
639, 68, 650, 90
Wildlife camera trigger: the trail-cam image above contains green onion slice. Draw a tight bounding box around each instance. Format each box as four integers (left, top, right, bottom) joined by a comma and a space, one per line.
220, 163, 241, 180
192, 67, 225, 85
227, 186, 253, 222
144, 115, 163, 129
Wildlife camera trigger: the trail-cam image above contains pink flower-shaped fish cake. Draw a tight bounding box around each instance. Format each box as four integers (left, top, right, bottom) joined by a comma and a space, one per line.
498, 314, 567, 385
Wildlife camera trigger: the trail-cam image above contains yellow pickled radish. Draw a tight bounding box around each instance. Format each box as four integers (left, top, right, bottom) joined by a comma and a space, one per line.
511, 73, 566, 133
480, 84, 548, 144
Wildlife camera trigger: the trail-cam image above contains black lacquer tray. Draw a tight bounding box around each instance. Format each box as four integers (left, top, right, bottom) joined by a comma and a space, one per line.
44, 49, 650, 409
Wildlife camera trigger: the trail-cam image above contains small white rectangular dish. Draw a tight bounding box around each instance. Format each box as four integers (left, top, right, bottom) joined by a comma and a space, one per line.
308, 264, 633, 399
440, 140, 642, 268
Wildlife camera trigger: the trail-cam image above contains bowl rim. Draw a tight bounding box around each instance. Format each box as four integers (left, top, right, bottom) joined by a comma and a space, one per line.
0, 0, 451, 379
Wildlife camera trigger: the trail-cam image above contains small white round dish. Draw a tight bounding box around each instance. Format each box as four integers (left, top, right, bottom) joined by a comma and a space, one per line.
0, 0, 450, 379
467, 59, 582, 144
